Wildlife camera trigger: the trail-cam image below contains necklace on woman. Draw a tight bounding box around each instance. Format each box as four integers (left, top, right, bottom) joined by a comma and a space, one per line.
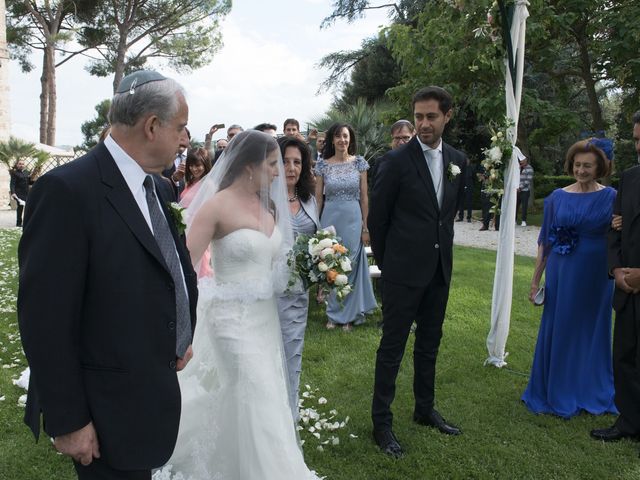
288, 189, 298, 202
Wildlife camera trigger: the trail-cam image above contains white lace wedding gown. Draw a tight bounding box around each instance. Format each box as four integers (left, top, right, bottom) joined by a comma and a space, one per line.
154, 228, 320, 480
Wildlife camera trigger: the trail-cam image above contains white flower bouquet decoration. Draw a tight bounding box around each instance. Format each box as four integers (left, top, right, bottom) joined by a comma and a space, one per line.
287, 226, 353, 301
480, 118, 514, 213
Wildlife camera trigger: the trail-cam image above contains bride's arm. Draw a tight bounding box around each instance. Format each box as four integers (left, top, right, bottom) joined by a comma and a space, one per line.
186, 198, 218, 268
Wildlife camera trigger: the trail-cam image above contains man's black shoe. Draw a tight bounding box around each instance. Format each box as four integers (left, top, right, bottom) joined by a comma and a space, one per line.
590, 426, 639, 442
373, 429, 404, 458
413, 409, 462, 436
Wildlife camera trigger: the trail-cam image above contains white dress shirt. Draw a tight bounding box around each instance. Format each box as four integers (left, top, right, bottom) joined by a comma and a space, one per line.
104, 135, 189, 295
417, 137, 444, 207
104, 135, 155, 231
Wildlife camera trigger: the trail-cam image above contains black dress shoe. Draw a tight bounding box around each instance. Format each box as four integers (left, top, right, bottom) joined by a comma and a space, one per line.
414, 409, 462, 435
590, 426, 639, 442
373, 429, 404, 458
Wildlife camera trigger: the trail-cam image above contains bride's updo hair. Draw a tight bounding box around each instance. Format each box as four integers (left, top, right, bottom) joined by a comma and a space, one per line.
219, 130, 279, 191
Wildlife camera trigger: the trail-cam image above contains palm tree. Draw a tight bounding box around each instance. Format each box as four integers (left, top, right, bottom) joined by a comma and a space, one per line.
0, 137, 50, 175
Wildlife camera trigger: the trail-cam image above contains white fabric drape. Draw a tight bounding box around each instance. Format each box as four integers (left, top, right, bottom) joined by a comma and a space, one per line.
485, 1, 530, 367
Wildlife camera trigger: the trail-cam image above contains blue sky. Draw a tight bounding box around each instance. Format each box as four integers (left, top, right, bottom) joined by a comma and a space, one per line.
9, 0, 391, 147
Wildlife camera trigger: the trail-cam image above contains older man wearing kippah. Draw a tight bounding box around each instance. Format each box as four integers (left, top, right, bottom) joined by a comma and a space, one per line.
18, 71, 198, 479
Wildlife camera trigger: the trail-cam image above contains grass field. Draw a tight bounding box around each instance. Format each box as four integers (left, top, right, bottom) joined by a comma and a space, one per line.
1, 228, 638, 479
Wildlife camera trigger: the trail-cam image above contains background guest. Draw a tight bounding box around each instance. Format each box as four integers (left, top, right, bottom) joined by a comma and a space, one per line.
162, 126, 191, 197
9, 159, 38, 227
315, 131, 326, 163
478, 165, 500, 231
180, 148, 211, 207
276, 136, 320, 419
390, 119, 415, 150
314, 122, 377, 331
254, 123, 278, 137
226, 124, 244, 140
456, 158, 474, 223
283, 118, 301, 137
522, 138, 617, 418
180, 147, 212, 278
203, 124, 223, 153
517, 148, 534, 227
213, 138, 228, 164
370, 120, 415, 187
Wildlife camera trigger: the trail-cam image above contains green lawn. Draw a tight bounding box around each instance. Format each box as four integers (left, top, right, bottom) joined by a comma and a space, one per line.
1, 229, 638, 479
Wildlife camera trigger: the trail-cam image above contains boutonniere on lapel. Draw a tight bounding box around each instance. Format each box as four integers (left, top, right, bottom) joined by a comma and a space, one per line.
447, 163, 461, 182
167, 202, 187, 235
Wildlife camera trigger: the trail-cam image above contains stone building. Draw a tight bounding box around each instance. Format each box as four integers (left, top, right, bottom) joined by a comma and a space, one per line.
0, 0, 12, 208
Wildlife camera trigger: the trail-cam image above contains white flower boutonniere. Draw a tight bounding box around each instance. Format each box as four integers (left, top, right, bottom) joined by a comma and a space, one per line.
167, 202, 187, 235
447, 163, 461, 182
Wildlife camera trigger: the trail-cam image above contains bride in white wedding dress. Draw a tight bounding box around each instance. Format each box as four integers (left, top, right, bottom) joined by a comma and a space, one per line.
154, 131, 321, 480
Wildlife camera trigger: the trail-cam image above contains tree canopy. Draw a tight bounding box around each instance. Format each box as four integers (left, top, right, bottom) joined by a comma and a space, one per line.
320, 0, 640, 174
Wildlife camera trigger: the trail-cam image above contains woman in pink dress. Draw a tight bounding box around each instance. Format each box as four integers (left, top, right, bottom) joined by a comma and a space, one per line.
180, 148, 213, 277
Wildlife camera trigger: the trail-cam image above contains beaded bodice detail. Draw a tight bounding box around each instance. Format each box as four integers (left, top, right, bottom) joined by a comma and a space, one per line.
315, 156, 369, 202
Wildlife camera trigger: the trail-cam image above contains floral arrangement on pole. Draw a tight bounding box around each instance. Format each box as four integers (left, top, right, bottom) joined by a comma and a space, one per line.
287, 226, 353, 301
480, 118, 514, 214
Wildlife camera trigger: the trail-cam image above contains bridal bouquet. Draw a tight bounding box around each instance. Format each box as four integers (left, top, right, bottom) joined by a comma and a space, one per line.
287, 226, 353, 300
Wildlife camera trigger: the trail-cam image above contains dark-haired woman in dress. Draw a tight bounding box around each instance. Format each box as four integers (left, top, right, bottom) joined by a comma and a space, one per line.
276, 136, 320, 418
180, 148, 212, 277
522, 138, 617, 417
314, 123, 377, 331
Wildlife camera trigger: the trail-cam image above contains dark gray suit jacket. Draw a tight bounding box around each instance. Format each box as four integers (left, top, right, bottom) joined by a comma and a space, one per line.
368, 137, 467, 287
609, 165, 640, 311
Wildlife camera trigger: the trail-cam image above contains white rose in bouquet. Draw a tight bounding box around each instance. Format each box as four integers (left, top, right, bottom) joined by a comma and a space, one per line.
339, 257, 352, 272
334, 274, 348, 286
309, 242, 324, 257
317, 238, 334, 249
320, 247, 335, 260
318, 262, 329, 272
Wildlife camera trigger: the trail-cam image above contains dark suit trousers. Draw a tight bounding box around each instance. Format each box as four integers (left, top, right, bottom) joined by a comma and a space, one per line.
16, 202, 24, 227
372, 263, 450, 430
74, 459, 151, 480
516, 190, 530, 223
613, 294, 640, 434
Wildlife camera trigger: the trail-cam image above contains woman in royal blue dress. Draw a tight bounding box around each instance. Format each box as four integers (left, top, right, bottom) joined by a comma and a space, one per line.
522, 138, 617, 418
314, 123, 377, 331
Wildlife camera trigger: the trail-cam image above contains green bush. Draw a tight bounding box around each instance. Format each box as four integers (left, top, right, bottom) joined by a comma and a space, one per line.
533, 174, 573, 199
534, 174, 620, 200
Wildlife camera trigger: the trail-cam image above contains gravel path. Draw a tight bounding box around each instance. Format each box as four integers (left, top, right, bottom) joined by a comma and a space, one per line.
453, 217, 539, 258
0, 208, 540, 257
0, 208, 17, 229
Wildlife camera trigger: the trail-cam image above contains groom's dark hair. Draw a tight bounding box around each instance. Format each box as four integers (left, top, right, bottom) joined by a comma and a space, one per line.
633, 110, 640, 125
412, 86, 453, 115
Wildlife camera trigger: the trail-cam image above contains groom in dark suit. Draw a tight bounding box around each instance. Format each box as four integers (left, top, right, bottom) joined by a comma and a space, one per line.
18, 71, 198, 479
368, 86, 467, 457
591, 110, 640, 446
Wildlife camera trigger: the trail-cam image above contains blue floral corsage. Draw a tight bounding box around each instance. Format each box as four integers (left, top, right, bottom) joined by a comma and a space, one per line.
548, 226, 578, 255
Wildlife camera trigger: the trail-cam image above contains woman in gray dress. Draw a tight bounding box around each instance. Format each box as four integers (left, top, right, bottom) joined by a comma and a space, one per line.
276, 136, 320, 419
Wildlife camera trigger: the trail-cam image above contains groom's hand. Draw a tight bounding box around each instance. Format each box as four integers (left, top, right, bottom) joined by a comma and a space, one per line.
176, 344, 193, 371
54, 421, 100, 466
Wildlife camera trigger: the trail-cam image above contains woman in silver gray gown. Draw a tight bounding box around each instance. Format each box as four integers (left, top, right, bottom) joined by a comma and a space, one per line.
276, 136, 320, 419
